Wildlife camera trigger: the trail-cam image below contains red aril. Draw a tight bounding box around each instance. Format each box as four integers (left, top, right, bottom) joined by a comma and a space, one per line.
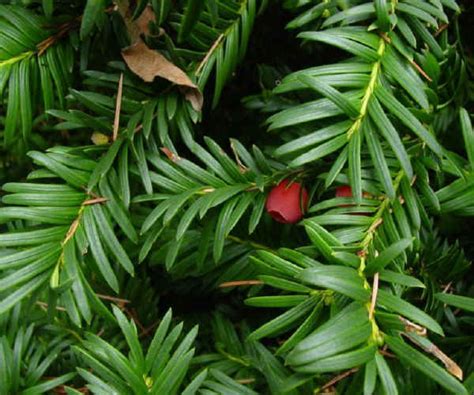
266, 180, 309, 224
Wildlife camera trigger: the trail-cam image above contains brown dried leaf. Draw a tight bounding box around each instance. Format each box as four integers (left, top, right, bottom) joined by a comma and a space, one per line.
404, 332, 463, 380
442, 355, 463, 380
115, 1, 155, 44
116, 2, 202, 111
399, 316, 427, 336
182, 86, 204, 112
122, 40, 192, 85
419, 341, 463, 380
136, 6, 155, 38
129, 6, 158, 43
121, 40, 203, 111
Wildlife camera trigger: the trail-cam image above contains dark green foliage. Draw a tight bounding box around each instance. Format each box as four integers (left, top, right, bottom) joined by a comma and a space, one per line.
0, 0, 473, 394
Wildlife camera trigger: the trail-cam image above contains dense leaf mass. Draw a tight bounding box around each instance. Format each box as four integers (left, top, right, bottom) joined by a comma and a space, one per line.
0, 0, 473, 394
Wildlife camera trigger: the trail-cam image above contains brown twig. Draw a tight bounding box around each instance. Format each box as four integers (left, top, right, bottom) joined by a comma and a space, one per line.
195, 34, 224, 76
380, 346, 397, 359
367, 217, 383, 234
38, 6, 116, 56
96, 293, 130, 305
230, 139, 249, 173
37, 17, 82, 56
410, 59, 433, 82
62, 196, 107, 246
319, 368, 359, 392
139, 320, 161, 338
442, 281, 453, 293
112, 73, 124, 141
63, 218, 80, 245
435, 23, 449, 37
125, 307, 147, 333
218, 280, 263, 288
83, 197, 108, 205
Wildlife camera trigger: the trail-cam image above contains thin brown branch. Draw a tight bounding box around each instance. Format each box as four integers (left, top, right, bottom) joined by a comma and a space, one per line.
379, 348, 397, 359
96, 293, 130, 304
37, 6, 115, 56
435, 23, 449, 37
62, 196, 106, 246
112, 73, 124, 141
83, 197, 108, 205
139, 320, 161, 338
86, 189, 102, 199
125, 307, 146, 332
63, 218, 80, 245
37, 18, 81, 56
230, 139, 248, 173
218, 280, 263, 288
319, 368, 359, 392
367, 217, 383, 234
410, 60, 433, 82
442, 281, 453, 293
195, 33, 224, 76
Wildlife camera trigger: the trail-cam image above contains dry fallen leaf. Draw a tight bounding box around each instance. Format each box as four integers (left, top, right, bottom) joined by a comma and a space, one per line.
182, 86, 204, 112
117, 2, 203, 111
117, 3, 156, 44
116, 2, 165, 41
403, 331, 463, 380
135, 6, 155, 38
122, 40, 203, 111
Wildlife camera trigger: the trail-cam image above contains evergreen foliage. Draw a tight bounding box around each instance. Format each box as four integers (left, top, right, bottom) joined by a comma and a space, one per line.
0, 0, 473, 393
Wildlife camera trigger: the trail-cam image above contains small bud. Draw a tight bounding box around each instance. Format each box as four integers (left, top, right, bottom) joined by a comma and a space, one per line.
266, 179, 309, 224
91, 132, 110, 145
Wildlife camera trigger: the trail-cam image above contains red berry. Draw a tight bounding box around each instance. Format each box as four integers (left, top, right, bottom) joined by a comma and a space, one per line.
335, 185, 371, 215
336, 185, 353, 198
336, 185, 371, 199
266, 180, 309, 224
